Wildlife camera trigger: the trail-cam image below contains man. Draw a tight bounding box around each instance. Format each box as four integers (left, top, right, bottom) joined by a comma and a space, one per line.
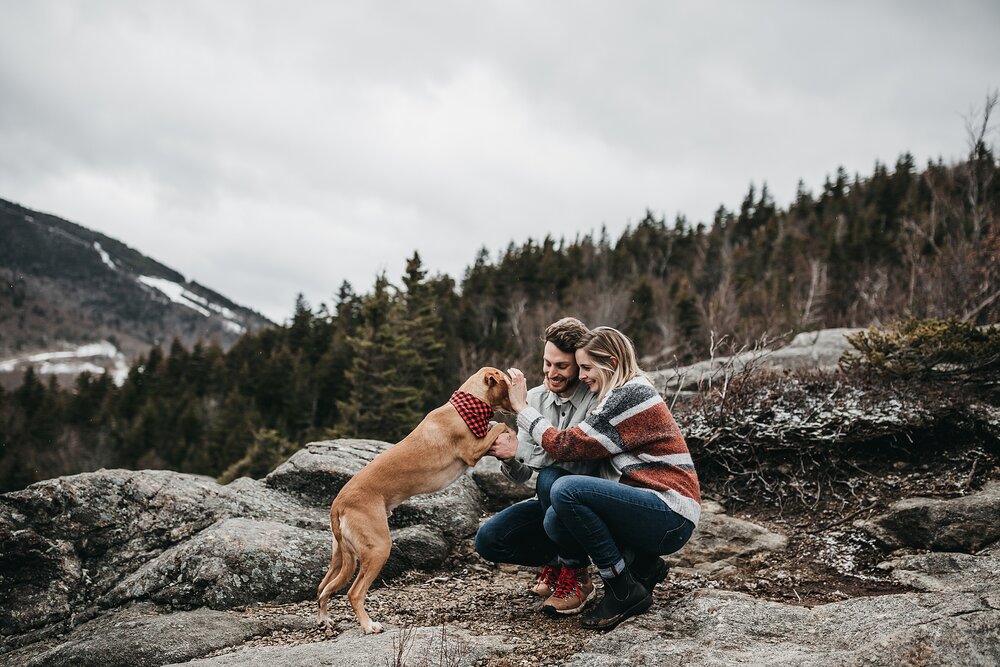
475, 317, 604, 615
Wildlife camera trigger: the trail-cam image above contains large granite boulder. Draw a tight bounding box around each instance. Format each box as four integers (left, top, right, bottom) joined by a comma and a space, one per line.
859, 481, 1000, 552
1, 439, 499, 650
884, 546, 1000, 593
668, 500, 788, 574
385, 525, 451, 576
106, 518, 330, 609
650, 328, 861, 392
264, 439, 388, 505
390, 474, 485, 540
469, 457, 536, 510
0, 470, 249, 637
166, 626, 511, 667
7, 605, 311, 667
265, 439, 488, 540
565, 586, 1000, 666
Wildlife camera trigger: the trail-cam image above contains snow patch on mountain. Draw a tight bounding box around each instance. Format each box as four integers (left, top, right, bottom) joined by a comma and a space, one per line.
137, 276, 246, 334
138, 276, 212, 316
93, 242, 117, 271
0, 341, 131, 385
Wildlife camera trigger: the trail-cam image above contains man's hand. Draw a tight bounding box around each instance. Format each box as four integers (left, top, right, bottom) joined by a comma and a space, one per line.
506, 367, 529, 413
488, 431, 518, 461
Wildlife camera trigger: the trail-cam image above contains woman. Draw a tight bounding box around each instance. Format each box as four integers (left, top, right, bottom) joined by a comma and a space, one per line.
507, 326, 700, 630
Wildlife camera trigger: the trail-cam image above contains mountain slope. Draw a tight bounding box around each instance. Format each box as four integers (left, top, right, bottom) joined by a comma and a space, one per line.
0, 196, 273, 386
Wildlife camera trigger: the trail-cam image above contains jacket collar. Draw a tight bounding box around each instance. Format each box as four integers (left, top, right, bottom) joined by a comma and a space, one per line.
541, 380, 593, 411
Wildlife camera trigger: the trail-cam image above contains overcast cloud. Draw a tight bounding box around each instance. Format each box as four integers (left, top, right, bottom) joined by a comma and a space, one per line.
1, 1, 998, 322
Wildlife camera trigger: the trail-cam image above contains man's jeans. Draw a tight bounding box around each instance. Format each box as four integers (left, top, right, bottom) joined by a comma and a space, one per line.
476, 468, 694, 571
543, 474, 695, 571
474, 466, 569, 566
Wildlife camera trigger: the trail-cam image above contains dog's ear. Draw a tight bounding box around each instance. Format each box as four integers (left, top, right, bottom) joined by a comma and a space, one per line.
485, 368, 505, 387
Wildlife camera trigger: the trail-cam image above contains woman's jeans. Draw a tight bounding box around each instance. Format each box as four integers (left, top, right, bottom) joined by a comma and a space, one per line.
543, 474, 694, 571
476, 468, 694, 571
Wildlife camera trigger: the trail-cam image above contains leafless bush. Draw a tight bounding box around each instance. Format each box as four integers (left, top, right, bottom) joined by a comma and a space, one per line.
384, 625, 417, 667
418, 625, 471, 667
383, 625, 472, 667
659, 330, 783, 411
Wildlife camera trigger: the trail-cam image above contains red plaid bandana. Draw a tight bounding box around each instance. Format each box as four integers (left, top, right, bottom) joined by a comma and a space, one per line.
449, 390, 494, 438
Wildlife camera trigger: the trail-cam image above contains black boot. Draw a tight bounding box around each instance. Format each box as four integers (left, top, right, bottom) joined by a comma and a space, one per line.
580, 568, 652, 631
623, 547, 670, 593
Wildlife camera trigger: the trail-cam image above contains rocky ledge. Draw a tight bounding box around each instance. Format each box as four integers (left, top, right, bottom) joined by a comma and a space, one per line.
2, 449, 997, 666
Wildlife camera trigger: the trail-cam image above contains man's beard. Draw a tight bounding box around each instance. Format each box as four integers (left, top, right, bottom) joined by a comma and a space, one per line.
549, 376, 579, 396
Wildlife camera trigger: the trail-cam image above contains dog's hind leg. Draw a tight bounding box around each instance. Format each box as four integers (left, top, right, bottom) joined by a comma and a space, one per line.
317, 532, 343, 597
317, 528, 355, 635
344, 516, 393, 634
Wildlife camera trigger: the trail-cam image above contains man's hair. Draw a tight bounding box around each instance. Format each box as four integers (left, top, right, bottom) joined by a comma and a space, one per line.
544, 317, 590, 353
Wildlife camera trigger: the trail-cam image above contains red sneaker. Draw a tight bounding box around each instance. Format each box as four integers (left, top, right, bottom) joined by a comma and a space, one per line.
530, 564, 561, 597
542, 566, 596, 615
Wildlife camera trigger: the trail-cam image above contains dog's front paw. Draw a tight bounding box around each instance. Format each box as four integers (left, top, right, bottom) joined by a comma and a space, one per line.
317, 612, 337, 637
363, 621, 384, 634
319, 620, 337, 637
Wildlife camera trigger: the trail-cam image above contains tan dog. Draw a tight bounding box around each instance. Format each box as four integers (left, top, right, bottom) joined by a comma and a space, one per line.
316, 367, 512, 635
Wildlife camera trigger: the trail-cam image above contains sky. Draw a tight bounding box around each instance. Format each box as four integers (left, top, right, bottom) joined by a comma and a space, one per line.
1, 2, 998, 323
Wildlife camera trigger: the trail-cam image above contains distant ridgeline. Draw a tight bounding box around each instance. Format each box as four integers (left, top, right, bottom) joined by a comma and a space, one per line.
0, 198, 273, 380
1, 145, 997, 491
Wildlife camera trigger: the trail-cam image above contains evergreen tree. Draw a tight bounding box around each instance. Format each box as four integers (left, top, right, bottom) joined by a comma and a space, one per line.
337, 273, 424, 441
401, 252, 450, 412
288, 293, 313, 353
14, 368, 62, 451
624, 280, 658, 358
672, 277, 706, 362
204, 390, 261, 473
313, 281, 360, 429
218, 428, 296, 483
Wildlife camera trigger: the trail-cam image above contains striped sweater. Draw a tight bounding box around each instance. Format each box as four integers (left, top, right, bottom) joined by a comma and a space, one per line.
516, 375, 701, 526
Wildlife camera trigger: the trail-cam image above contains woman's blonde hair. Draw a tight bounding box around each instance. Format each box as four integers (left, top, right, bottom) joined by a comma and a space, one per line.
577, 326, 644, 400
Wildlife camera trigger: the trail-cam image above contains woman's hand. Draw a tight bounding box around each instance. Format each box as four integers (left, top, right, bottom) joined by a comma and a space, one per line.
506, 367, 529, 413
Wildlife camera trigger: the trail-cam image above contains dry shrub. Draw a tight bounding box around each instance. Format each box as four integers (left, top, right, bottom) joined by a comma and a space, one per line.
840, 318, 1000, 396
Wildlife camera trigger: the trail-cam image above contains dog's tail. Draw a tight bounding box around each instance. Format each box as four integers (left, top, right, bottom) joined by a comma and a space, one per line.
317, 509, 357, 600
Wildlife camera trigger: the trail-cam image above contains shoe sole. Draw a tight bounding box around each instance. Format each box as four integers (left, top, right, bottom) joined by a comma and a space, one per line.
542, 587, 597, 616
580, 593, 653, 631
